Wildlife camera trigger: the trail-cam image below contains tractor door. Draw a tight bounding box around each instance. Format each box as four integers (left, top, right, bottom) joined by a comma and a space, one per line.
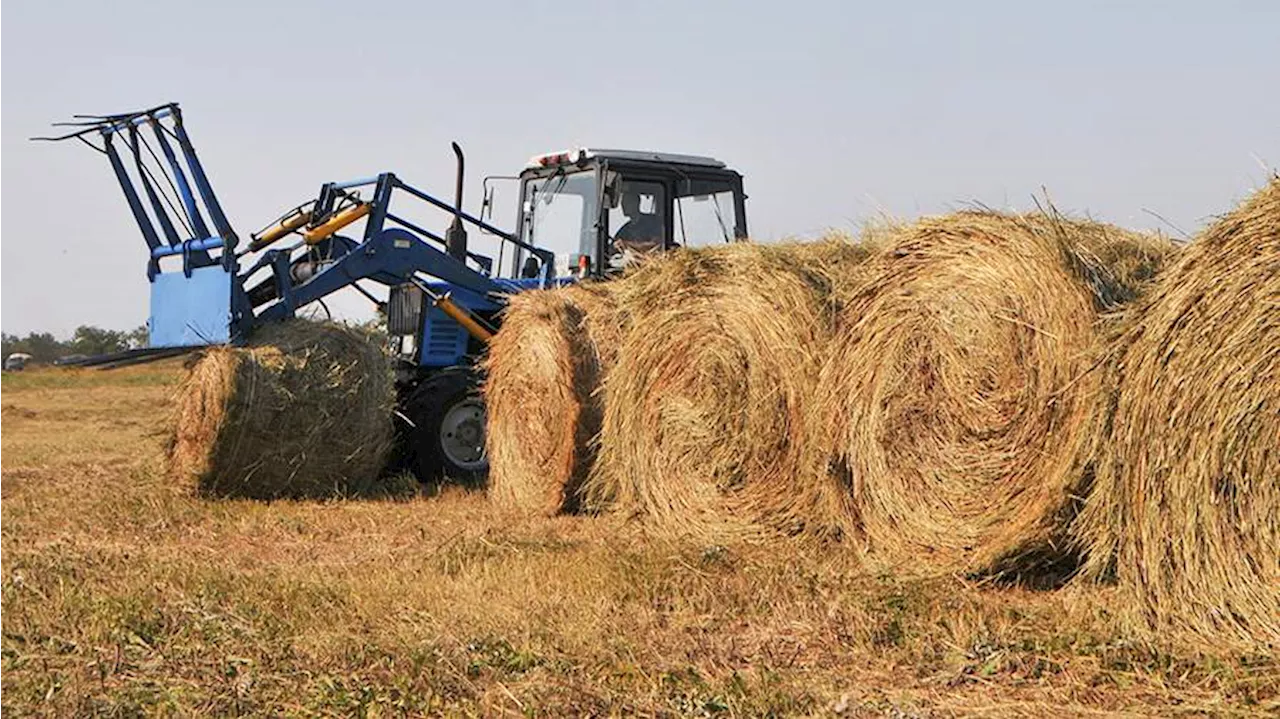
598, 163, 748, 275
600, 166, 673, 274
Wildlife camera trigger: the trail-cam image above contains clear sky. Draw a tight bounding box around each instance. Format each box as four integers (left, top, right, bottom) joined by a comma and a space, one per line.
3, 0, 1276, 336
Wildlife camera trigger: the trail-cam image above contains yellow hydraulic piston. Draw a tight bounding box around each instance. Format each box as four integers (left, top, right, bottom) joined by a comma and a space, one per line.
303, 203, 371, 244
249, 210, 313, 251
432, 292, 494, 343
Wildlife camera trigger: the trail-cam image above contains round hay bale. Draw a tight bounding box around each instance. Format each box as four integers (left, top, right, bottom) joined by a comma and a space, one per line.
168, 321, 395, 499
1077, 179, 1280, 651
484, 282, 621, 515
585, 239, 882, 541
818, 211, 1176, 578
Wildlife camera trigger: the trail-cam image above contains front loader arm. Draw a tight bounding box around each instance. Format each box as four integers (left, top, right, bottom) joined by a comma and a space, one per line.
254, 227, 504, 334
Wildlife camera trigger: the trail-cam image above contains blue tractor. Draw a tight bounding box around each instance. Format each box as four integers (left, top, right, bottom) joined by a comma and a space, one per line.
37, 103, 749, 481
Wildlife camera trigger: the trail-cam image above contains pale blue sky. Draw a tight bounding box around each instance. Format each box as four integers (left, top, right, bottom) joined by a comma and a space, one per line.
3, 0, 1276, 335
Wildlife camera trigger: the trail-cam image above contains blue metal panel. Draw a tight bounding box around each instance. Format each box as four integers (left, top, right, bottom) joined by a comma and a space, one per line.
149, 265, 233, 347
419, 307, 469, 367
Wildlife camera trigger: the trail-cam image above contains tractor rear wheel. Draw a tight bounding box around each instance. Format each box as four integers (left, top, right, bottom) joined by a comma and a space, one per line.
407, 368, 488, 485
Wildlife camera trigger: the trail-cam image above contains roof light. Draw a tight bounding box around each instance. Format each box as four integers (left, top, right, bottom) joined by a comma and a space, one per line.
528, 148, 591, 169
525, 148, 727, 170
536, 151, 572, 167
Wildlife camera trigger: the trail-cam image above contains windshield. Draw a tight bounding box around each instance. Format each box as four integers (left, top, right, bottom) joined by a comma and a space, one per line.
519, 169, 599, 277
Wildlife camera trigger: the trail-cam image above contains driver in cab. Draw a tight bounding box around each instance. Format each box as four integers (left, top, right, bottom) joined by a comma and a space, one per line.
613, 190, 664, 254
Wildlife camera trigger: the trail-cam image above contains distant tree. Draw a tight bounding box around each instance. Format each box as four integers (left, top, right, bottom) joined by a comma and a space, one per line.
1, 333, 19, 360
6, 332, 67, 363
3, 324, 151, 362
68, 326, 130, 356
126, 325, 149, 349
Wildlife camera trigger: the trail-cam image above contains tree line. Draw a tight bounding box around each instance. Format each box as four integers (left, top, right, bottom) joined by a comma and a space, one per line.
2, 325, 149, 363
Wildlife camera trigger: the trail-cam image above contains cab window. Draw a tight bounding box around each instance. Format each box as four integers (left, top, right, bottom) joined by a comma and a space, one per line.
673, 178, 737, 248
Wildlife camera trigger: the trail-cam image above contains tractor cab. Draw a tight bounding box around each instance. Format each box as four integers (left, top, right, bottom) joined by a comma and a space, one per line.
511, 149, 748, 279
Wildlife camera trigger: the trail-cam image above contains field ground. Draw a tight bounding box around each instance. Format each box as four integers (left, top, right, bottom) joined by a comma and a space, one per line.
2, 365, 1276, 717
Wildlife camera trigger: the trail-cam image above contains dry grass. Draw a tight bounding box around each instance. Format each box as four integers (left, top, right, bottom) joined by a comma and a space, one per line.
484, 283, 622, 516
1075, 178, 1280, 654
585, 239, 883, 541
167, 321, 395, 500
815, 212, 1178, 580
2, 363, 1277, 715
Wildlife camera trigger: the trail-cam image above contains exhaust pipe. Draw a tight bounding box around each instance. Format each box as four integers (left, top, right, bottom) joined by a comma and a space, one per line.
445, 141, 468, 261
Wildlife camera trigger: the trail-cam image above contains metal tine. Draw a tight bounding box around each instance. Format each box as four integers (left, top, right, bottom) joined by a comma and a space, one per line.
72, 103, 174, 121
34, 118, 132, 141
34, 103, 176, 141
31, 126, 103, 142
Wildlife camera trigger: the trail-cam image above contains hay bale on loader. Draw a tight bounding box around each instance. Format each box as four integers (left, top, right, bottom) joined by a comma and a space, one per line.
817, 211, 1176, 579
585, 239, 883, 541
1076, 178, 1280, 652
484, 283, 622, 516
168, 321, 395, 499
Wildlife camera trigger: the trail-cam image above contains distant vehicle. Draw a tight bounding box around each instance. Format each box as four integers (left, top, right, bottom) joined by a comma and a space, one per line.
4, 353, 33, 371
53, 354, 90, 367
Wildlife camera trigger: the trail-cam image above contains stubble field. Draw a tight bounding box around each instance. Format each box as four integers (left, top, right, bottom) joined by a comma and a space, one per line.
1, 364, 1275, 717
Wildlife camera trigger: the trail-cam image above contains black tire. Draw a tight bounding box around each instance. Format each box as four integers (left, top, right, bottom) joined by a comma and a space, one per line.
406, 368, 488, 485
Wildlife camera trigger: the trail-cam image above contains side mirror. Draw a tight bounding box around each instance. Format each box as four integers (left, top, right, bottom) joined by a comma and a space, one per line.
480, 175, 519, 230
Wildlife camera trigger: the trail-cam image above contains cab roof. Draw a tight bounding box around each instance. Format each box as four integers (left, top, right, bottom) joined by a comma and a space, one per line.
525, 147, 728, 170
